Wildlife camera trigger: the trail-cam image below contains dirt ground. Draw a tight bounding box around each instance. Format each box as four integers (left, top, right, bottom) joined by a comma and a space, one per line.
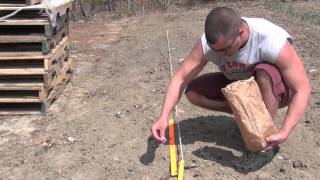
1, 1, 320, 180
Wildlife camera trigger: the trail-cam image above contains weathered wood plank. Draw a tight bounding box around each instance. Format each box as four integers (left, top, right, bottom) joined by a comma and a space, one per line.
0, 4, 26, 7
0, 98, 41, 103
49, 58, 73, 89
0, 68, 45, 75
0, 53, 49, 60
0, 19, 50, 26
0, 80, 43, 90
0, 110, 41, 115
0, 35, 44, 43
42, 70, 72, 115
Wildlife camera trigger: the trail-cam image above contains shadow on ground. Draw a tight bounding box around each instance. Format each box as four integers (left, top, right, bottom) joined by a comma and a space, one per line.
140, 115, 277, 174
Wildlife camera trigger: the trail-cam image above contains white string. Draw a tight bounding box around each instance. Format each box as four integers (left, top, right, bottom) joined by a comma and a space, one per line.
167, 30, 174, 77
166, 30, 184, 160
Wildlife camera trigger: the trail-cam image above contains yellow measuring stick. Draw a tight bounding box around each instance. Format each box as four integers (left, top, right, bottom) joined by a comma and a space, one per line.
178, 159, 185, 180
169, 112, 178, 176
166, 30, 185, 179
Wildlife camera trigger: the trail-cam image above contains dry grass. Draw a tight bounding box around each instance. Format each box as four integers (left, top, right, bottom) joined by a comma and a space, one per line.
263, 0, 320, 26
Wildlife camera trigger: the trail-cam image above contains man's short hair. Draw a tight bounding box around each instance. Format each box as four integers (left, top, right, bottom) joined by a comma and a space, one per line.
205, 7, 242, 45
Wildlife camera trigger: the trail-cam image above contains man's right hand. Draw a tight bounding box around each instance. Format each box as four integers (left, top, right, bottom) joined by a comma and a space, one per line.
150, 119, 168, 144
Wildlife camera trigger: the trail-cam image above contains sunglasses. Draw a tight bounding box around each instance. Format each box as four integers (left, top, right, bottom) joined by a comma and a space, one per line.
210, 34, 239, 52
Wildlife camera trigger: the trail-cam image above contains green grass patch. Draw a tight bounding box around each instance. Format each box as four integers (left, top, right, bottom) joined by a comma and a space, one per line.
263, 0, 320, 26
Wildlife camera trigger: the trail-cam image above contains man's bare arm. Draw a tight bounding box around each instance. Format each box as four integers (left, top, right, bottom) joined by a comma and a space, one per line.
159, 40, 207, 120
151, 40, 207, 143
276, 41, 311, 135
264, 41, 311, 151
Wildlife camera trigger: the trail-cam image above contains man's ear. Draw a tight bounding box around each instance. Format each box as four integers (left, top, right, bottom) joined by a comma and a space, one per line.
239, 28, 244, 35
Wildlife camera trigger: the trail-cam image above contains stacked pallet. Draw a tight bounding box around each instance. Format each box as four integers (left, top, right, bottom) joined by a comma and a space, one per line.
0, 0, 73, 115
0, 0, 41, 6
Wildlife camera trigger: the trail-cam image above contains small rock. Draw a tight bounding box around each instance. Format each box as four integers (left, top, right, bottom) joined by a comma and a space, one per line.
293, 160, 307, 169
133, 104, 140, 108
305, 120, 312, 123
279, 167, 285, 173
185, 163, 198, 170
67, 137, 76, 143
41, 142, 49, 147
115, 112, 122, 118
277, 155, 284, 160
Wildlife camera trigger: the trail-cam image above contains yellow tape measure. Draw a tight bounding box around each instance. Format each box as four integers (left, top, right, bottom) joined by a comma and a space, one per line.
169, 113, 178, 176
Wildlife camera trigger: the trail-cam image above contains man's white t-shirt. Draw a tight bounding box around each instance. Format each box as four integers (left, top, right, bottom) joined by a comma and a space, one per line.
201, 17, 292, 80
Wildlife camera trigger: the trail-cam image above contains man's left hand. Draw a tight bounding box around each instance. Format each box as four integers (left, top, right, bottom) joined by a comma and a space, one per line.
262, 130, 289, 152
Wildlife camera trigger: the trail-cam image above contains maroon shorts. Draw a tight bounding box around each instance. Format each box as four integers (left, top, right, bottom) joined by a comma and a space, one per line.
185, 63, 291, 107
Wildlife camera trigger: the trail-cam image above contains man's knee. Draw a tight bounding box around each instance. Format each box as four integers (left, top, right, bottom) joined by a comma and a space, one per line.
185, 90, 199, 105
185, 80, 200, 103
255, 69, 273, 90
255, 69, 280, 117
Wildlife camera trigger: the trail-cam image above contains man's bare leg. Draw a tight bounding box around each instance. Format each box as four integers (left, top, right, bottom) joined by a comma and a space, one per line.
255, 69, 280, 119
185, 90, 232, 113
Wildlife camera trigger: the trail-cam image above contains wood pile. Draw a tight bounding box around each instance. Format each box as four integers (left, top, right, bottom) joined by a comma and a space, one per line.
0, 0, 73, 115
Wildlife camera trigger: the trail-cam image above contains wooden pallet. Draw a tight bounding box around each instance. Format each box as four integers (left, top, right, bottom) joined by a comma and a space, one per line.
0, 60, 73, 100
0, 71, 73, 115
0, 0, 41, 7
0, 22, 68, 54
0, 35, 69, 60
0, 36, 70, 76
0, 61, 73, 101
0, 57, 73, 100
0, 35, 71, 97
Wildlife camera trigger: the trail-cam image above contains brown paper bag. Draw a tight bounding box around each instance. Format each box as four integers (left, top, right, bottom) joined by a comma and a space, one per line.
222, 77, 278, 152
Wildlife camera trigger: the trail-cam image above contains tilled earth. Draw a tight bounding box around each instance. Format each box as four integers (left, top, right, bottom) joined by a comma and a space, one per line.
0, 2, 320, 180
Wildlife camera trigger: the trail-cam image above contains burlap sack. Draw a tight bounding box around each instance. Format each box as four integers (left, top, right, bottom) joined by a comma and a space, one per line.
222, 77, 278, 152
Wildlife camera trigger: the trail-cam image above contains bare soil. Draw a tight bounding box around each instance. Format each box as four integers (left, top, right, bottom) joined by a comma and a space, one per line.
1, 1, 320, 180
